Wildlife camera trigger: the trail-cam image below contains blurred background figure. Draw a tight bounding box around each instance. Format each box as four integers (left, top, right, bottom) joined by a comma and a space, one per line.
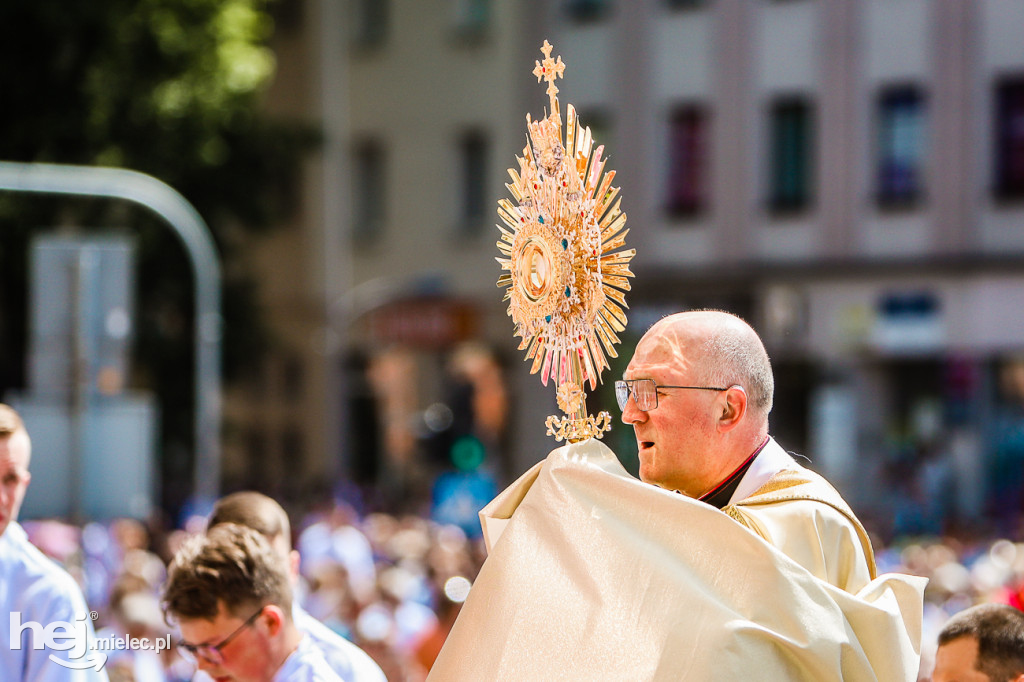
97, 574, 173, 682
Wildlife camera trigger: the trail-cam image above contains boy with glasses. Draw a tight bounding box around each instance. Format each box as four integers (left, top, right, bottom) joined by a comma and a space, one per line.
162, 523, 341, 682
206, 491, 385, 682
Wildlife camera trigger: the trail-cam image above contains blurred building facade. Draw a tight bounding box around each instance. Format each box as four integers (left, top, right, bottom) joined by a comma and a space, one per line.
229, 0, 1024, 532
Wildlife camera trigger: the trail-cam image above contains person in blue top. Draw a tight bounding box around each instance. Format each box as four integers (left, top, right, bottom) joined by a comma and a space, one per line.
0, 403, 110, 681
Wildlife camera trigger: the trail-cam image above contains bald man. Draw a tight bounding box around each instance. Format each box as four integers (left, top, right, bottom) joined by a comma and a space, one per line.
619, 310, 875, 593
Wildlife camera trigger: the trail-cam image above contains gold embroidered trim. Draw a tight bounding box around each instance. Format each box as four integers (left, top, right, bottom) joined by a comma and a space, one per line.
723, 505, 749, 527
729, 469, 878, 579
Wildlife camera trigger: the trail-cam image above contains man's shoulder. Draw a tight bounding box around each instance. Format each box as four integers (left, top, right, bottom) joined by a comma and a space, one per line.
295, 607, 387, 682
1, 524, 84, 598
274, 636, 347, 682
728, 462, 878, 582
738, 461, 852, 513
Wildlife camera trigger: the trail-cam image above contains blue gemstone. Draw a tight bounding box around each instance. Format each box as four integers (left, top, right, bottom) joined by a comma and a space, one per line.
561, 239, 568, 250
564, 286, 571, 297
538, 215, 545, 224
545, 315, 552, 323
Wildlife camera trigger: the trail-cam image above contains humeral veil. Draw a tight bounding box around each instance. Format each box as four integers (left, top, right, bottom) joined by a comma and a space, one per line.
427, 439, 926, 681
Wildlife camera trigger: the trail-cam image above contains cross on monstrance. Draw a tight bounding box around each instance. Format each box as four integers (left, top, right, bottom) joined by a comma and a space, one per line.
533, 40, 566, 116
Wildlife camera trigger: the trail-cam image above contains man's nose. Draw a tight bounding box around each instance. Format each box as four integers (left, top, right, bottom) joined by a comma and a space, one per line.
620, 395, 645, 425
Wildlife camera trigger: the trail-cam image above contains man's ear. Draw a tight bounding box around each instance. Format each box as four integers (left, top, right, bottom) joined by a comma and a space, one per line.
718, 386, 747, 431
260, 605, 286, 636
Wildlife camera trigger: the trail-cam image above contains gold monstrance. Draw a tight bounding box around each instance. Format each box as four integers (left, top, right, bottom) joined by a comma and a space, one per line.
496, 41, 635, 443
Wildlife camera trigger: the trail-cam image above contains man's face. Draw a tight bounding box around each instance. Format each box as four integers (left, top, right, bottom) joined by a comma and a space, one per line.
0, 430, 31, 537
621, 327, 724, 497
177, 602, 277, 682
932, 636, 990, 682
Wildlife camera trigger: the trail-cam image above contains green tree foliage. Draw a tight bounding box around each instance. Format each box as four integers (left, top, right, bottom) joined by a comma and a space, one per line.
0, 0, 318, 515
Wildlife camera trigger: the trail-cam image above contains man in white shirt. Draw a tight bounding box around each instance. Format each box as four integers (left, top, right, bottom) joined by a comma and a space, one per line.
207, 491, 387, 682
163, 523, 342, 682
0, 403, 110, 681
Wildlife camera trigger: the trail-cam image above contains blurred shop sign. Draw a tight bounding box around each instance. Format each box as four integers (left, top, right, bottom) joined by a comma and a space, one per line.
365, 297, 478, 349
431, 469, 497, 539
29, 235, 135, 398
8, 397, 157, 521
6, 234, 157, 521
808, 384, 857, 488
762, 285, 808, 347
871, 291, 944, 353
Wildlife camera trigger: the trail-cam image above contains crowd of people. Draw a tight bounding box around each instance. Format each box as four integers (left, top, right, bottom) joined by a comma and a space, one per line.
11, 498, 1024, 681
20, 497, 487, 681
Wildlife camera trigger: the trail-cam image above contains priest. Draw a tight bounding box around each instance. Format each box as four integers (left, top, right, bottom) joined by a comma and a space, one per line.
428, 310, 926, 681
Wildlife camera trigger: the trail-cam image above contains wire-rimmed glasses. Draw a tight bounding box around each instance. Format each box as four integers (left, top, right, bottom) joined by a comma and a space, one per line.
178, 605, 266, 666
615, 379, 729, 412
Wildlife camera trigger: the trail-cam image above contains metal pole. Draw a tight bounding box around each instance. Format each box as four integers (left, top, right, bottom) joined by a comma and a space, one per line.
0, 161, 222, 504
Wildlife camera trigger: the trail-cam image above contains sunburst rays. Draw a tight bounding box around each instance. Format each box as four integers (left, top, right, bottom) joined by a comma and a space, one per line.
496, 42, 635, 438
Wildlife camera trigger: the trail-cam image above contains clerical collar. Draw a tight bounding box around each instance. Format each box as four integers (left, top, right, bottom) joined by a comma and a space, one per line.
698, 437, 771, 510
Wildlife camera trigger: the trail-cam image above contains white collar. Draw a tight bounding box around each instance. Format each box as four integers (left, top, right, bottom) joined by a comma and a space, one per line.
728, 438, 797, 505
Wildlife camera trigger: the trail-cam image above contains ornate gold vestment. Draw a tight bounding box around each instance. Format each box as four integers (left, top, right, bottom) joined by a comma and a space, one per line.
428, 440, 926, 681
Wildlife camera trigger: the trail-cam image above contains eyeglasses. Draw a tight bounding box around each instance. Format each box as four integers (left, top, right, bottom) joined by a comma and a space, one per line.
615, 379, 730, 412
178, 606, 266, 666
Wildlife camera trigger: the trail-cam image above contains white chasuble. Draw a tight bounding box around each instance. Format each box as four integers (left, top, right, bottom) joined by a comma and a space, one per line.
427, 439, 925, 682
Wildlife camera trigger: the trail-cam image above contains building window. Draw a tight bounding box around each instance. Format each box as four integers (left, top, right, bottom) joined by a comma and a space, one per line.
666, 105, 710, 217
459, 132, 488, 235
876, 85, 926, 208
768, 97, 814, 212
281, 427, 304, 461
995, 77, 1024, 201
666, 0, 707, 9
565, 0, 610, 22
280, 426, 305, 490
245, 427, 269, 488
452, 0, 490, 41
353, 140, 385, 242
281, 355, 304, 401
351, 0, 388, 48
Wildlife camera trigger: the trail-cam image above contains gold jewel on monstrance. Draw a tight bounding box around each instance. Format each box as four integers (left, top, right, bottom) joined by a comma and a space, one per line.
496, 40, 635, 443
